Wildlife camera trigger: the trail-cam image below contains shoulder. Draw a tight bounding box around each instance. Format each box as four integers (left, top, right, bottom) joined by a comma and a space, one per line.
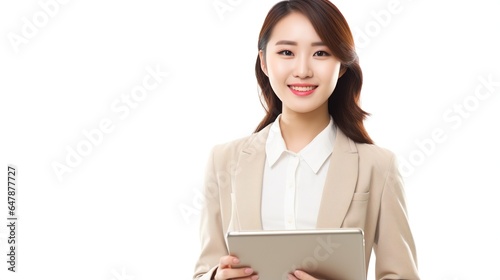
334, 127, 396, 170
354, 141, 398, 173
210, 124, 270, 163
352, 142, 403, 195
355, 142, 395, 161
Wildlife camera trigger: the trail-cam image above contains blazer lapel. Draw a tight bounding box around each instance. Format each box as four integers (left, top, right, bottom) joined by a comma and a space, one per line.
231, 125, 270, 231
231, 124, 358, 230
316, 128, 359, 228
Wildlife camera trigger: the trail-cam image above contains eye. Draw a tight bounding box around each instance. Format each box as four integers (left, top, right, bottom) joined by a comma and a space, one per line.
314, 51, 330, 57
277, 50, 293, 56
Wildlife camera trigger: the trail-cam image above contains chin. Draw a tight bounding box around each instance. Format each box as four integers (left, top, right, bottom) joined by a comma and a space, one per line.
286, 106, 323, 114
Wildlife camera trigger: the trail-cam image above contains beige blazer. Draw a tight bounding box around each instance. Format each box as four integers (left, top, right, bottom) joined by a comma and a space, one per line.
193, 124, 419, 280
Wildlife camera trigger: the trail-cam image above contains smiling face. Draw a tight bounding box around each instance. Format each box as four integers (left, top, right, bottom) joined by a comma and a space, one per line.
259, 12, 344, 116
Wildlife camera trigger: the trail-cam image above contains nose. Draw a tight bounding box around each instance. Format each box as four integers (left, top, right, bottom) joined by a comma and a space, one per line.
293, 55, 313, 79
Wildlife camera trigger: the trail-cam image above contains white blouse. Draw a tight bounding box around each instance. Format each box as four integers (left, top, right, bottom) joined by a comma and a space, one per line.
261, 115, 336, 230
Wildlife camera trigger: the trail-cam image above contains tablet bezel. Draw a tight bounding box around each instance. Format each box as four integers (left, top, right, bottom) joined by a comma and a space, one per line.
226, 228, 366, 280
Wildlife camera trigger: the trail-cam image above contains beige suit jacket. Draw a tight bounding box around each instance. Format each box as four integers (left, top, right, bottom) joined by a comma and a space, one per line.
193, 124, 419, 280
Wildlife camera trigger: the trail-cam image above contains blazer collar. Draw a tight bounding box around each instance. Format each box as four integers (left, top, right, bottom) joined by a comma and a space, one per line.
316, 127, 359, 228
231, 123, 359, 230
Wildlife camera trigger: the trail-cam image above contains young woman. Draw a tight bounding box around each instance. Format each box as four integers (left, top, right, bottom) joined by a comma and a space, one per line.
193, 0, 419, 279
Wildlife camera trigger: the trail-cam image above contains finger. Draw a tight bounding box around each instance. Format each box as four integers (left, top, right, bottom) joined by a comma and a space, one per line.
217, 267, 256, 280
218, 255, 240, 269
241, 275, 260, 280
293, 270, 317, 280
287, 273, 299, 280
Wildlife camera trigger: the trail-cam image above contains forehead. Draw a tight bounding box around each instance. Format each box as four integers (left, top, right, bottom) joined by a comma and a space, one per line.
268, 12, 322, 44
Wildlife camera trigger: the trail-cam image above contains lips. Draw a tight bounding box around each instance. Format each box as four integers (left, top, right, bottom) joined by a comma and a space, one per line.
288, 84, 318, 96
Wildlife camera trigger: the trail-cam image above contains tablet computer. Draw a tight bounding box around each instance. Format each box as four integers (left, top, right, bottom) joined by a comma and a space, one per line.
226, 228, 366, 280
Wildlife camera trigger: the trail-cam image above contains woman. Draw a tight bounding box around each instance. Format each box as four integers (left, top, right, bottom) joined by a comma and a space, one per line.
193, 0, 419, 279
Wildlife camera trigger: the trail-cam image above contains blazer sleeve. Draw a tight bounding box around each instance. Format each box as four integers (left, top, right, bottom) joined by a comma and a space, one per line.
193, 147, 229, 280
374, 155, 420, 280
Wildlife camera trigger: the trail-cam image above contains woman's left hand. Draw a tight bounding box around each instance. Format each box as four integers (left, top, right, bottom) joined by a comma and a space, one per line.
287, 270, 320, 280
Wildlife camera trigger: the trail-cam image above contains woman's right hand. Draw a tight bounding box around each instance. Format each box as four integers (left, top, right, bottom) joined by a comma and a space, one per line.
213, 255, 259, 280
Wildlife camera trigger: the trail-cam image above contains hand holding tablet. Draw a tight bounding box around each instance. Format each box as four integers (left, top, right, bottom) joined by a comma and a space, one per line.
213, 255, 259, 280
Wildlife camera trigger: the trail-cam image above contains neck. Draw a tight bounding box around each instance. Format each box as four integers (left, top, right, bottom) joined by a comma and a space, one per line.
279, 107, 330, 153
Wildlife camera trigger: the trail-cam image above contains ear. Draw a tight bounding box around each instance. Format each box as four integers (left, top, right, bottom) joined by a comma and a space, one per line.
259, 50, 268, 76
338, 65, 347, 78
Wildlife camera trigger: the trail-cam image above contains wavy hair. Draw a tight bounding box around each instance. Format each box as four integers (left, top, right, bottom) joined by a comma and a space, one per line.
254, 0, 373, 144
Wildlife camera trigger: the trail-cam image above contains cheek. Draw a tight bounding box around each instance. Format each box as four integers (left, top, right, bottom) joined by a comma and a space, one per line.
266, 57, 289, 81
320, 64, 341, 88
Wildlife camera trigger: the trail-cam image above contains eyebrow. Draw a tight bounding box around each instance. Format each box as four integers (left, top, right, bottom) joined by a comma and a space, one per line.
275, 40, 326, 46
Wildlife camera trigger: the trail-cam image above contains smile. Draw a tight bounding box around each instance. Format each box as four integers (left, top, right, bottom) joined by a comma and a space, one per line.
288, 85, 318, 96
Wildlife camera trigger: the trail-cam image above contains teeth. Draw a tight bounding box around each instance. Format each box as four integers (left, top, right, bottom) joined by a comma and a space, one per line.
290, 86, 316, 91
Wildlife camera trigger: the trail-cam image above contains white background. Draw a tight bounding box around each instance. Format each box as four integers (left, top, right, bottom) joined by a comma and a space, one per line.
1, 0, 499, 279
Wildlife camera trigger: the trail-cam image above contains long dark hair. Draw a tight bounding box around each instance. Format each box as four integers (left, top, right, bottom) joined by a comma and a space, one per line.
254, 0, 373, 144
